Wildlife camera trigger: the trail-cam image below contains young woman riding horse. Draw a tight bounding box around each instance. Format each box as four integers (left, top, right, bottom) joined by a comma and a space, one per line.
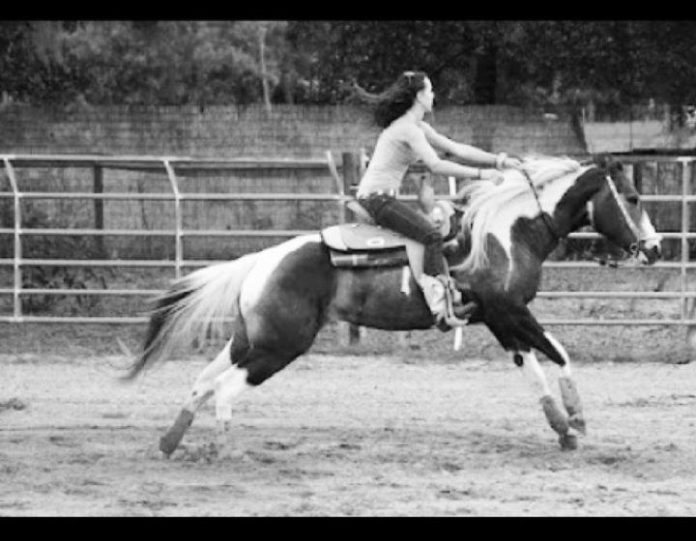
125, 153, 661, 457
353, 70, 522, 327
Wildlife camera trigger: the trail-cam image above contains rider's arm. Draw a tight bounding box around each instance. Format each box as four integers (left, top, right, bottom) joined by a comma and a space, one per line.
405, 123, 485, 180
418, 121, 514, 169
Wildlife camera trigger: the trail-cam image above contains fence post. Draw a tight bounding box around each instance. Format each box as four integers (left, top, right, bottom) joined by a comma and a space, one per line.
3, 157, 22, 321
93, 165, 105, 258
341, 151, 359, 217
163, 159, 183, 281
633, 160, 643, 193
683, 159, 696, 356
679, 158, 691, 323
341, 151, 361, 345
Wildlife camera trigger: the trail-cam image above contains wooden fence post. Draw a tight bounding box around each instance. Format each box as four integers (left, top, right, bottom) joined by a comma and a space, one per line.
93, 165, 105, 258
341, 151, 361, 345
633, 160, 643, 193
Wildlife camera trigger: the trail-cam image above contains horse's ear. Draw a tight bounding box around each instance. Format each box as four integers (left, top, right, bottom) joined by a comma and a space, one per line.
593, 153, 624, 174
593, 153, 611, 169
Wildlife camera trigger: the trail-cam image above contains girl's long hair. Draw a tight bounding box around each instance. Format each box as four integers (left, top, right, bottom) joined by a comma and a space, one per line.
351, 71, 428, 128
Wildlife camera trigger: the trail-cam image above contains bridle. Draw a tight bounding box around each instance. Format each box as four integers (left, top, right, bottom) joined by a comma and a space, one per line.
523, 163, 653, 265
587, 170, 644, 258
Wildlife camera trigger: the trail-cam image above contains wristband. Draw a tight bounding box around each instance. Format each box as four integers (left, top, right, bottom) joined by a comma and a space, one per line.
495, 152, 508, 170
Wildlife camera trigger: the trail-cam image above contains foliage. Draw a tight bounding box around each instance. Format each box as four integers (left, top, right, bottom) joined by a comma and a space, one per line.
1, 202, 112, 315
0, 21, 288, 107
1, 21, 696, 112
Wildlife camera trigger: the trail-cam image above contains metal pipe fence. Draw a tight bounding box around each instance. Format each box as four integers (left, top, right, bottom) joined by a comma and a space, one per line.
0, 153, 694, 329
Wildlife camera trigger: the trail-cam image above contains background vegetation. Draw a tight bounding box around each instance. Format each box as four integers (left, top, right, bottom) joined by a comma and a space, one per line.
2, 20, 695, 120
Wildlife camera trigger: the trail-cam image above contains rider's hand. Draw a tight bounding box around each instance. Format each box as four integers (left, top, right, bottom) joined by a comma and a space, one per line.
502, 156, 523, 169
480, 168, 505, 185
495, 152, 523, 170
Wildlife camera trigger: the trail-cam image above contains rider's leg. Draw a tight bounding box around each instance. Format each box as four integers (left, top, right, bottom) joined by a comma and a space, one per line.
422, 229, 478, 324
359, 194, 477, 323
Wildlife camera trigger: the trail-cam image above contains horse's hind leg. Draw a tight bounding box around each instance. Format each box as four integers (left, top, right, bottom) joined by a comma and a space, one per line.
159, 339, 234, 456
213, 345, 303, 458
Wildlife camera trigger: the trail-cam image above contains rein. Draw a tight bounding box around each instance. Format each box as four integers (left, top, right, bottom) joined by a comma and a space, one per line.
520, 168, 563, 240
523, 164, 645, 267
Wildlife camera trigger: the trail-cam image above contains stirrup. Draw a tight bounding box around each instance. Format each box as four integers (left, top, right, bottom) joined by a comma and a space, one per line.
441, 279, 477, 327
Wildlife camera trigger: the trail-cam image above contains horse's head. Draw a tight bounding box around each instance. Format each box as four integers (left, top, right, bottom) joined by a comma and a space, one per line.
587, 155, 662, 265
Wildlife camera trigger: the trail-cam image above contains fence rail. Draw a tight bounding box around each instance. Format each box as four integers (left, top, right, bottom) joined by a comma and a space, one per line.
1, 153, 695, 332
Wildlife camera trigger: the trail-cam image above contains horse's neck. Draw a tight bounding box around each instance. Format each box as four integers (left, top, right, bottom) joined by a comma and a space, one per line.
525, 170, 602, 262
528, 215, 564, 261
546, 173, 601, 243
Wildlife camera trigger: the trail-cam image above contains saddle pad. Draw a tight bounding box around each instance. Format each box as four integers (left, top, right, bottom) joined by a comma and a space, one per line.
328, 249, 408, 268
321, 223, 407, 252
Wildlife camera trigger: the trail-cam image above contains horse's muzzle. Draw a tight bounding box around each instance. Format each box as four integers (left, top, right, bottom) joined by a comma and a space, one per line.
636, 238, 662, 265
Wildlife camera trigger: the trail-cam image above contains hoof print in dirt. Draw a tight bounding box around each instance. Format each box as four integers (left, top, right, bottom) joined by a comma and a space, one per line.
0, 398, 28, 413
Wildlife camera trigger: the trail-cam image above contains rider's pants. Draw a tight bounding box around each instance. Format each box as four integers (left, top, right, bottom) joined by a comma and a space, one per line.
357, 194, 445, 276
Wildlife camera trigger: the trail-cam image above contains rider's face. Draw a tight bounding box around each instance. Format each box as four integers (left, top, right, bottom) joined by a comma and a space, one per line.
417, 77, 435, 113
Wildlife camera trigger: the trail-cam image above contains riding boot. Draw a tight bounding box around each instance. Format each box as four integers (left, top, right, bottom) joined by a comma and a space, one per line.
417, 274, 448, 321
418, 274, 478, 330
438, 275, 478, 320
435, 274, 479, 328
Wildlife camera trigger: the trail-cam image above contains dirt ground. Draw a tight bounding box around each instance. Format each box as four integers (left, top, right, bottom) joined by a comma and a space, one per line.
2, 349, 696, 517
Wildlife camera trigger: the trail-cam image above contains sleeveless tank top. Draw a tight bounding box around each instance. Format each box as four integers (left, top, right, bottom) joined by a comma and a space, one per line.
356, 116, 438, 197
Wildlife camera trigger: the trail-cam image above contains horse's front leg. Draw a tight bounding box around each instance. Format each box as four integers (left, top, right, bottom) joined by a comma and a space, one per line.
513, 350, 578, 450
543, 331, 586, 435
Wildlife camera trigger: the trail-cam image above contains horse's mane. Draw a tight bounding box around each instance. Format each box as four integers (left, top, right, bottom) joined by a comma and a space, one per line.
457, 155, 589, 273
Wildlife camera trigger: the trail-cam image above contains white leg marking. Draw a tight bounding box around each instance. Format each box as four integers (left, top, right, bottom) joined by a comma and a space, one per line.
214, 364, 252, 422
544, 331, 572, 378
518, 350, 552, 397
182, 339, 233, 413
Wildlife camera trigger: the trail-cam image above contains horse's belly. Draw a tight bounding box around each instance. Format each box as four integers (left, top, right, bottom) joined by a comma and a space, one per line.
330, 266, 433, 330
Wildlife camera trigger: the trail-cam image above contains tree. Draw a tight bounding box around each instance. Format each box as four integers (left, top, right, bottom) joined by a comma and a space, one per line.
0, 21, 292, 107
2, 20, 696, 114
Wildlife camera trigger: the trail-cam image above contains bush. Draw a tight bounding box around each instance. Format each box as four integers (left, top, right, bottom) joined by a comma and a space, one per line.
5, 203, 114, 316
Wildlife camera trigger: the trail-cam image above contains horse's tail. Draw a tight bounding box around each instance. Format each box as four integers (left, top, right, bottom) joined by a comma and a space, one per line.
122, 252, 259, 380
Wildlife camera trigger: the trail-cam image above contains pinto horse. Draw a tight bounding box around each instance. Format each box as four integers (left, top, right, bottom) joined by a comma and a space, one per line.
123, 155, 662, 455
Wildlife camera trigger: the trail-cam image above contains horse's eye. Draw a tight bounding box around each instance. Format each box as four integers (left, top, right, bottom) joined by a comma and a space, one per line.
626, 195, 639, 205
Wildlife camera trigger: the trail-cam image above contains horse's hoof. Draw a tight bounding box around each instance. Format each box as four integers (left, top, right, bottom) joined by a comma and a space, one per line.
568, 415, 587, 435
159, 434, 180, 457
159, 410, 194, 457
559, 433, 578, 451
